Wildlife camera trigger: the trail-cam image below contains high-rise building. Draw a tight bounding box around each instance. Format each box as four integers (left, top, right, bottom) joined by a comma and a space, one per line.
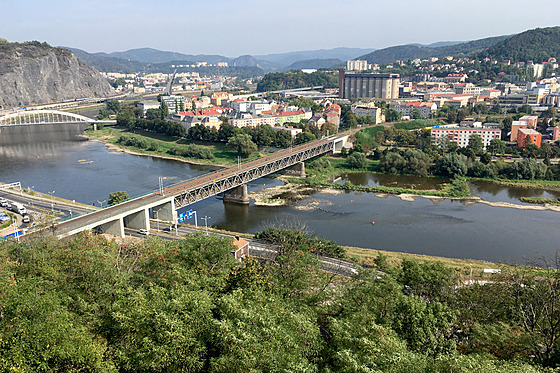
346, 60, 371, 71
338, 71, 400, 99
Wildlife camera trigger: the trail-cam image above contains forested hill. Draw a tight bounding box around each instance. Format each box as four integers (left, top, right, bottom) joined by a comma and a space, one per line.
256, 70, 339, 92
0, 232, 557, 371
358, 35, 509, 64
480, 26, 560, 62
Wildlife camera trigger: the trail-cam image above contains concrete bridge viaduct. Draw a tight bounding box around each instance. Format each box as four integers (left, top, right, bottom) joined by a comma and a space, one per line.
54, 133, 349, 238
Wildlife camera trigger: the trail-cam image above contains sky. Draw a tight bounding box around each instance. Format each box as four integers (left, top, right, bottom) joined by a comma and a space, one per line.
1, 0, 560, 57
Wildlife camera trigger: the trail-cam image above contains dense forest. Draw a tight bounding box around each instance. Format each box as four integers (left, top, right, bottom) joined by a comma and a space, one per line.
357, 35, 510, 64
1, 231, 559, 372
256, 70, 339, 92
482, 27, 560, 63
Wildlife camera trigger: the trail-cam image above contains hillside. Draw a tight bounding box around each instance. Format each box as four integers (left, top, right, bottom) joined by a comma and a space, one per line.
256, 70, 339, 92
0, 233, 556, 371
0, 41, 113, 108
283, 58, 343, 71
359, 35, 510, 64
67, 47, 146, 74
255, 47, 374, 67
481, 26, 560, 62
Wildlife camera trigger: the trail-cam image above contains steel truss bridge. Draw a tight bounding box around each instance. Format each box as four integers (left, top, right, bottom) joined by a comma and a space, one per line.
0, 110, 113, 126
168, 138, 332, 208
53, 133, 349, 238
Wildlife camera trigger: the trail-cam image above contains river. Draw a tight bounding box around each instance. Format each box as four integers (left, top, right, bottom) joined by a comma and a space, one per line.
1, 138, 559, 264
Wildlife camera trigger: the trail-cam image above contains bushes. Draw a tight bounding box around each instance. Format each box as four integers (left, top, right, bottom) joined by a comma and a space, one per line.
255, 227, 345, 258
167, 144, 214, 160
346, 152, 368, 169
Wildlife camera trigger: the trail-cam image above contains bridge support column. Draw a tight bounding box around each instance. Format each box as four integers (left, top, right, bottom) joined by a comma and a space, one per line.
152, 199, 176, 223
287, 162, 306, 177
223, 184, 250, 205
124, 208, 150, 231
97, 218, 124, 238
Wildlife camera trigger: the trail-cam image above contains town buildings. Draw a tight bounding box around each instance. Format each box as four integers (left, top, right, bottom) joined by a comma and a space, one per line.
431, 122, 501, 150
517, 128, 542, 148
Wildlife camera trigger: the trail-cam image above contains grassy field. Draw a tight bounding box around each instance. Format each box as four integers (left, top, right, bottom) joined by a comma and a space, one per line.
86, 127, 266, 166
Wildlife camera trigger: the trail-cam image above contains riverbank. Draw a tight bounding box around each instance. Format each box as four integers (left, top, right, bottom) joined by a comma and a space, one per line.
84, 127, 264, 167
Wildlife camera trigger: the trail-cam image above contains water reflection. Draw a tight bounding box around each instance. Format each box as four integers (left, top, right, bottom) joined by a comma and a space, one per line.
336, 172, 449, 190
468, 179, 560, 203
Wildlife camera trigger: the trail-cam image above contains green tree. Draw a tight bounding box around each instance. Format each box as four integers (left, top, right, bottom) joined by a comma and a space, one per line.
467, 134, 484, 154
160, 101, 169, 119
108, 191, 130, 205
435, 153, 468, 177
106, 99, 121, 113
294, 132, 316, 145
488, 138, 506, 155
386, 108, 402, 122
227, 134, 258, 157
346, 152, 368, 169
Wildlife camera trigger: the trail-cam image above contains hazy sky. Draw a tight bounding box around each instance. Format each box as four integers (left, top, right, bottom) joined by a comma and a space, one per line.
1, 0, 559, 56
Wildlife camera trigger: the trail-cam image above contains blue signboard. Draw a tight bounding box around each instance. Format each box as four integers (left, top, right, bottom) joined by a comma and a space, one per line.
178, 212, 186, 222
186, 210, 193, 219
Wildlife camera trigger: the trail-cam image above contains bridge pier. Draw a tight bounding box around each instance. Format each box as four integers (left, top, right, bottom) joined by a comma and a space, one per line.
223, 184, 250, 205
97, 218, 125, 238
124, 209, 150, 231
286, 161, 306, 177
151, 199, 177, 223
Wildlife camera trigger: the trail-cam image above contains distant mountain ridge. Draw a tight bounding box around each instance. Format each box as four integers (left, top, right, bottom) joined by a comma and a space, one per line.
65, 46, 375, 73
358, 35, 511, 64
282, 58, 344, 71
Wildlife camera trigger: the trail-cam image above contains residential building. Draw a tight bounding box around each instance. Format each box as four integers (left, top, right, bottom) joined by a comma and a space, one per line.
510, 121, 528, 141
453, 83, 482, 96
350, 104, 383, 124
324, 104, 341, 126
161, 95, 186, 113
517, 128, 542, 148
273, 126, 302, 138
392, 101, 437, 119
309, 115, 326, 127
230, 116, 276, 128
346, 60, 372, 71
338, 71, 400, 99
211, 92, 231, 106
552, 127, 560, 141
444, 74, 468, 84
431, 123, 501, 150
519, 115, 538, 128
135, 100, 160, 114
275, 110, 305, 125
231, 237, 249, 261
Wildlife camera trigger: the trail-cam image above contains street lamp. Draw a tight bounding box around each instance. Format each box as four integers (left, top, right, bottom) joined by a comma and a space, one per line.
154, 208, 161, 232
96, 199, 106, 208
158, 176, 177, 196
50, 190, 55, 212
201, 215, 211, 235
28, 186, 34, 207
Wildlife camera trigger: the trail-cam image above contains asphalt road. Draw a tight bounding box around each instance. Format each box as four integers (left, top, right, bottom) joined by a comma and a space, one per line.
0, 190, 92, 220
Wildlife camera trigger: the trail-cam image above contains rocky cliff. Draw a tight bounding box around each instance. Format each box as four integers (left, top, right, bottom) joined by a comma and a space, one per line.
0, 41, 114, 108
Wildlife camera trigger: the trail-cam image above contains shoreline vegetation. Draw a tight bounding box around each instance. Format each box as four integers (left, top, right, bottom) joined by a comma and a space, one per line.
85, 127, 560, 213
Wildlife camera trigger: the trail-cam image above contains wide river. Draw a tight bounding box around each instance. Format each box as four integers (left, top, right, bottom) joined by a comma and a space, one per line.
1, 138, 559, 264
